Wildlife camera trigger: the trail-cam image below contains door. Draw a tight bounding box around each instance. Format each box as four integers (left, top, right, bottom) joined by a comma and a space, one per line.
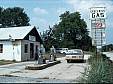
30, 43, 34, 59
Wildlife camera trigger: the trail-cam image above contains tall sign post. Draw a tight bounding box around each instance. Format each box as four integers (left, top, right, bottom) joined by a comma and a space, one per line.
90, 7, 106, 52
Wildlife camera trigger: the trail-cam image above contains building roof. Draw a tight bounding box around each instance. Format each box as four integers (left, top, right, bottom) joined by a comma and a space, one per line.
0, 26, 37, 40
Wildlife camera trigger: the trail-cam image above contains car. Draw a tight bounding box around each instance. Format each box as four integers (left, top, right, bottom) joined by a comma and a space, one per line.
65, 49, 84, 63
56, 48, 68, 54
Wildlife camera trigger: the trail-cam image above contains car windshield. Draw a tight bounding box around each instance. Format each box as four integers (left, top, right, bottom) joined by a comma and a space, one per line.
66, 50, 82, 55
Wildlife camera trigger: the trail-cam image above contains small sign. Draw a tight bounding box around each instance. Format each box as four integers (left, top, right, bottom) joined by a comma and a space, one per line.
29, 35, 36, 41
95, 22, 105, 28
96, 23, 102, 28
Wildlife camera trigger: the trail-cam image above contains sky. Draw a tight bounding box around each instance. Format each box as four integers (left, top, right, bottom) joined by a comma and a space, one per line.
0, 0, 113, 44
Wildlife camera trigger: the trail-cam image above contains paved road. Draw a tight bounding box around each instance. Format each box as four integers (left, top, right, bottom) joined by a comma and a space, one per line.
0, 55, 89, 83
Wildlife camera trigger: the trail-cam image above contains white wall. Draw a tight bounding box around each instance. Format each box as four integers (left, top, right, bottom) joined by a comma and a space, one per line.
13, 40, 21, 61
0, 40, 21, 61
0, 40, 40, 61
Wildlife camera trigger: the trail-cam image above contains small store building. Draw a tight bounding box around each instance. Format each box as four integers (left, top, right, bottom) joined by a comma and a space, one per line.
0, 26, 42, 61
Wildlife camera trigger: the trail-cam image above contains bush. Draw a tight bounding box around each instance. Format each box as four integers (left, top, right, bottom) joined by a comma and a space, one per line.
12, 59, 16, 62
78, 53, 113, 83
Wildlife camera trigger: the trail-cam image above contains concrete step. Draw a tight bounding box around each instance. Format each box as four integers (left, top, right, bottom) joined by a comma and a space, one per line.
25, 61, 61, 70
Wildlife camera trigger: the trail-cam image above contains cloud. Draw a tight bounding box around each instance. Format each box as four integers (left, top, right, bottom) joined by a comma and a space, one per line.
32, 7, 49, 32
66, 0, 113, 10
30, 17, 55, 32
66, 0, 113, 44
33, 7, 48, 15
57, 8, 67, 15
31, 17, 48, 31
66, 0, 113, 20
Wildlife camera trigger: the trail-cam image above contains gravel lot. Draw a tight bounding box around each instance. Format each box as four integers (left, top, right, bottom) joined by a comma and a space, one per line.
0, 55, 89, 83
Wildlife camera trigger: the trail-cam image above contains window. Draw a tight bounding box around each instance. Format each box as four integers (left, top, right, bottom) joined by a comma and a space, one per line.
0, 44, 3, 53
24, 44, 28, 53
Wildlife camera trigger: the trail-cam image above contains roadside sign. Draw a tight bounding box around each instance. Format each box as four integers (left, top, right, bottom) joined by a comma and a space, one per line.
90, 7, 106, 19
90, 7, 106, 51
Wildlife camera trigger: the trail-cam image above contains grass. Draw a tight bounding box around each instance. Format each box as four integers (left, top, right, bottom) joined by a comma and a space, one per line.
78, 53, 113, 83
0, 60, 19, 65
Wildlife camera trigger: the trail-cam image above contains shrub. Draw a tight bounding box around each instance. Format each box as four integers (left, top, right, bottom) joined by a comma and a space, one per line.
12, 59, 16, 62
78, 53, 113, 83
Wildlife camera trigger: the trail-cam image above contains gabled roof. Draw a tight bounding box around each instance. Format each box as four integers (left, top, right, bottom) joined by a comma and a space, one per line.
0, 26, 37, 40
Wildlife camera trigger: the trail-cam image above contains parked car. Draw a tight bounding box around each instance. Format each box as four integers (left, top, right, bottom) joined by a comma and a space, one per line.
56, 48, 68, 54
65, 49, 84, 63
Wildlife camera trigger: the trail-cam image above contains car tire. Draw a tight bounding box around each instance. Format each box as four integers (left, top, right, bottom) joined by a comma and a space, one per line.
67, 60, 70, 63
63, 52, 65, 54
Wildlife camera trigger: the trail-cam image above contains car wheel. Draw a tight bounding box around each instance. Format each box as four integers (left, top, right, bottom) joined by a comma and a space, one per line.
63, 52, 65, 54
67, 60, 70, 63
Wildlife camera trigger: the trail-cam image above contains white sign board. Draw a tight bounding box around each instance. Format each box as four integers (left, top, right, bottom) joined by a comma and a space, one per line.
29, 35, 36, 41
90, 7, 106, 19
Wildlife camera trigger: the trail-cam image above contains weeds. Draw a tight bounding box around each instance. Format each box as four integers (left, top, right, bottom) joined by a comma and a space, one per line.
78, 53, 113, 83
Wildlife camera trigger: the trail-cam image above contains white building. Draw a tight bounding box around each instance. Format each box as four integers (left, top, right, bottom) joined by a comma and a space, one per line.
0, 26, 42, 61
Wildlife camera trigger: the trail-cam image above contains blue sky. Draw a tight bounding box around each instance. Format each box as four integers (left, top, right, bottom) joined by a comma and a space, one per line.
0, 0, 113, 44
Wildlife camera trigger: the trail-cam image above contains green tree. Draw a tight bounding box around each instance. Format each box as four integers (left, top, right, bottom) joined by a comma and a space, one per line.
54, 11, 92, 50
43, 11, 92, 51
42, 26, 59, 51
0, 7, 30, 28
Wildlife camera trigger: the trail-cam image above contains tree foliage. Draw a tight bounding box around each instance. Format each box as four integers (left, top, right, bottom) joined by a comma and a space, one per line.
43, 11, 92, 51
0, 7, 30, 28
102, 44, 113, 52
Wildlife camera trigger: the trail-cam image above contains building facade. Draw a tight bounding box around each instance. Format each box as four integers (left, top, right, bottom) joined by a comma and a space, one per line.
0, 26, 42, 61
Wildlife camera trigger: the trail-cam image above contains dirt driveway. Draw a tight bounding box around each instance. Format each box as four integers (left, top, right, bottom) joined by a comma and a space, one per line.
0, 55, 89, 83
